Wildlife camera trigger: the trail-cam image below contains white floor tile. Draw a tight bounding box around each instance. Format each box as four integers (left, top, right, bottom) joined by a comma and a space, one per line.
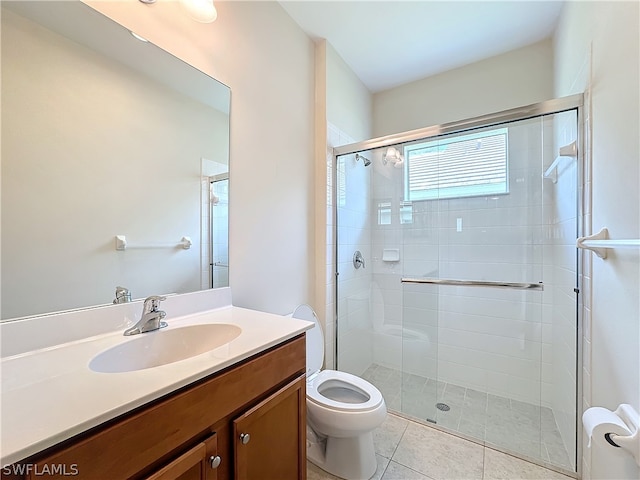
483, 448, 573, 480
381, 461, 433, 480
392, 422, 484, 480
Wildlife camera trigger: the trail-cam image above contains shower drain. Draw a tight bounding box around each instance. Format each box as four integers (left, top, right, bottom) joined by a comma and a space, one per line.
435, 402, 451, 412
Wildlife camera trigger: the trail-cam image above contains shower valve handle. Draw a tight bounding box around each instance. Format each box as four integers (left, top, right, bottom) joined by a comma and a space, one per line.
353, 251, 365, 269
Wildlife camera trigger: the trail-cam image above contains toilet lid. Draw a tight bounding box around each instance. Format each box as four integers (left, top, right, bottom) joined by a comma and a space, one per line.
292, 304, 323, 376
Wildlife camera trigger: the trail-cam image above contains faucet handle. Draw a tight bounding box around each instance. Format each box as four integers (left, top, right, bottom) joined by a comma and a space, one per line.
143, 295, 166, 313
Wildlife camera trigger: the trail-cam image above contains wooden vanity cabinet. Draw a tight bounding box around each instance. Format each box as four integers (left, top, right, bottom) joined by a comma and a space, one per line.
4, 335, 307, 480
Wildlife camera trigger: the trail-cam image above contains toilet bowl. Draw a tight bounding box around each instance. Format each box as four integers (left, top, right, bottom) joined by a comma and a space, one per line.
293, 304, 386, 480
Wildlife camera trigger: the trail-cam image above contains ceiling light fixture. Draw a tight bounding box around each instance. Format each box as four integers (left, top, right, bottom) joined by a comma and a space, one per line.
138, 0, 217, 24
179, 0, 217, 23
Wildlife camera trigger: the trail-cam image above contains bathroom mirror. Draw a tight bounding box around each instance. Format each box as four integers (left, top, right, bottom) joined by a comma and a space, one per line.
1, 1, 230, 320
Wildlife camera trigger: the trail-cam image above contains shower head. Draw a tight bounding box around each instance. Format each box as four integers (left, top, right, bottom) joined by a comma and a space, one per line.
355, 153, 371, 167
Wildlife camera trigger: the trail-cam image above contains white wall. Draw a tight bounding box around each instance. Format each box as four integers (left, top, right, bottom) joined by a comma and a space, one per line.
1, 9, 227, 318
86, 1, 316, 315
372, 39, 554, 137
554, 2, 640, 479
326, 43, 372, 142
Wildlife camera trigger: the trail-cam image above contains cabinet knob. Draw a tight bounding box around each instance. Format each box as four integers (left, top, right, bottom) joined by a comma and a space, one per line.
209, 455, 222, 469
240, 433, 251, 445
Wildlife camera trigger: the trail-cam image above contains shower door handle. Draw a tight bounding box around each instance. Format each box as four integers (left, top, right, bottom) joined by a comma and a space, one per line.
401, 277, 544, 291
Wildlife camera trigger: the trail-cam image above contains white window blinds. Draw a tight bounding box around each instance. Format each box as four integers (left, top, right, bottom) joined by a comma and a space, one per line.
404, 128, 508, 201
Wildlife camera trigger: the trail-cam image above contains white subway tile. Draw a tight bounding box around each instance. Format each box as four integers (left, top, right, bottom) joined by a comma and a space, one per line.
583, 337, 591, 373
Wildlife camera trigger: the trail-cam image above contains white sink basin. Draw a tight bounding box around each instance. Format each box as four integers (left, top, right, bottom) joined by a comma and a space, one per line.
89, 324, 242, 373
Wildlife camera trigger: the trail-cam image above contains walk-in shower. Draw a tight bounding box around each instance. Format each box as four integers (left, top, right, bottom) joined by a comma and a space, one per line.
332, 96, 583, 473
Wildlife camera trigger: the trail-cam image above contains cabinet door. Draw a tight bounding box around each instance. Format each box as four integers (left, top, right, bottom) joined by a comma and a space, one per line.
233, 375, 306, 480
145, 433, 221, 480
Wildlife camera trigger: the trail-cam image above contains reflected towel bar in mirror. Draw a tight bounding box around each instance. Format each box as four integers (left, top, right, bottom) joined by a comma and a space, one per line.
115, 235, 192, 250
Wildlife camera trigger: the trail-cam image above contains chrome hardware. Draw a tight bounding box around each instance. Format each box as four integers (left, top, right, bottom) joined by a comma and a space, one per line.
113, 286, 132, 304
401, 277, 543, 291
240, 433, 250, 445
333, 94, 583, 158
123, 295, 167, 336
353, 251, 365, 269
355, 153, 371, 166
209, 455, 222, 469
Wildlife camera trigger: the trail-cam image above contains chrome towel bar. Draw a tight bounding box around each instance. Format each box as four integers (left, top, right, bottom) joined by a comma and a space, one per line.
401, 277, 544, 291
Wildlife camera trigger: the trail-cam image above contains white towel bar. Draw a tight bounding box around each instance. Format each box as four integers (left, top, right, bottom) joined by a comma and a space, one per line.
577, 227, 640, 259
115, 235, 192, 251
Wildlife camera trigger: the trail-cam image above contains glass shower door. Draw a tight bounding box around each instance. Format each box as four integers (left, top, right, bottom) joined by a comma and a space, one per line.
394, 112, 578, 470
335, 103, 580, 472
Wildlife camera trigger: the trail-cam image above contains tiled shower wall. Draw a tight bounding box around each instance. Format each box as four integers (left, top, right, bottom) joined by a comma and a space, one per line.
368, 120, 555, 405
327, 123, 373, 373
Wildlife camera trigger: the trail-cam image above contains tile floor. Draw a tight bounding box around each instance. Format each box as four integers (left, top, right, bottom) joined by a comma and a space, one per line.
307, 413, 575, 480
361, 364, 573, 470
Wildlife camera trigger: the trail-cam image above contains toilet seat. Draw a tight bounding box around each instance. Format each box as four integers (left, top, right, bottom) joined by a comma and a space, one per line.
307, 370, 383, 412
292, 304, 384, 413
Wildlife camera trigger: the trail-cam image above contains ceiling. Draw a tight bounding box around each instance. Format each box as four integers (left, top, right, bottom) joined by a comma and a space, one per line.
279, 1, 565, 93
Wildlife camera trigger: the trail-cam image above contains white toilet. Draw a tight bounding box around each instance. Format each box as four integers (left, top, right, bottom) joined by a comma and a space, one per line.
292, 304, 387, 480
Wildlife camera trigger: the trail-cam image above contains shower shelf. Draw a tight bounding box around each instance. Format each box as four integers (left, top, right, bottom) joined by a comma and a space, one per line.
577, 227, 640, 259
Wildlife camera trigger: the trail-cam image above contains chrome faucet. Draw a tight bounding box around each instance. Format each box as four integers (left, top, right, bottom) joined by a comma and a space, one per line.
124, 295, 167, 336
113, 286, 132, 304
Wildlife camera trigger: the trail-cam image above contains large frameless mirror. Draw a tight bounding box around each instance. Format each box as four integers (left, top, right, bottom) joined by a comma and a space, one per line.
1, 1, 231, 320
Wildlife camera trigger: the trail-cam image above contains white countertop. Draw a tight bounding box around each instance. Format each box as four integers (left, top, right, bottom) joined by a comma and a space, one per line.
0, 306, 312, 466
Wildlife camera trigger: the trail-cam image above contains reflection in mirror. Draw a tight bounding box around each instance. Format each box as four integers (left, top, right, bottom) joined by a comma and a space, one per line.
1, 1, 231, 320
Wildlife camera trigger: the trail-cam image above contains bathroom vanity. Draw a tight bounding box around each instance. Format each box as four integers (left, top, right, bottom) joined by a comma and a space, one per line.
1, 292, 312, 480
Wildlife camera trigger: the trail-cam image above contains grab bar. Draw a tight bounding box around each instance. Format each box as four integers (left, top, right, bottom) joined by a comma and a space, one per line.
401, 277, 544, 291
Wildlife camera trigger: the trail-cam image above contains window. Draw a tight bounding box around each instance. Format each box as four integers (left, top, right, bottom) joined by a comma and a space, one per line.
377, 202, 391, 225
404, 128, 508, 201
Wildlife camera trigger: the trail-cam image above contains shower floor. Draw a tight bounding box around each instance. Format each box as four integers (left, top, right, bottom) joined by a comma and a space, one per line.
362, 364, 573, 471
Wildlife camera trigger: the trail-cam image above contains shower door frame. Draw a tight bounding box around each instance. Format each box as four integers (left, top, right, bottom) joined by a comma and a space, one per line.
332, 93, 584, 476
